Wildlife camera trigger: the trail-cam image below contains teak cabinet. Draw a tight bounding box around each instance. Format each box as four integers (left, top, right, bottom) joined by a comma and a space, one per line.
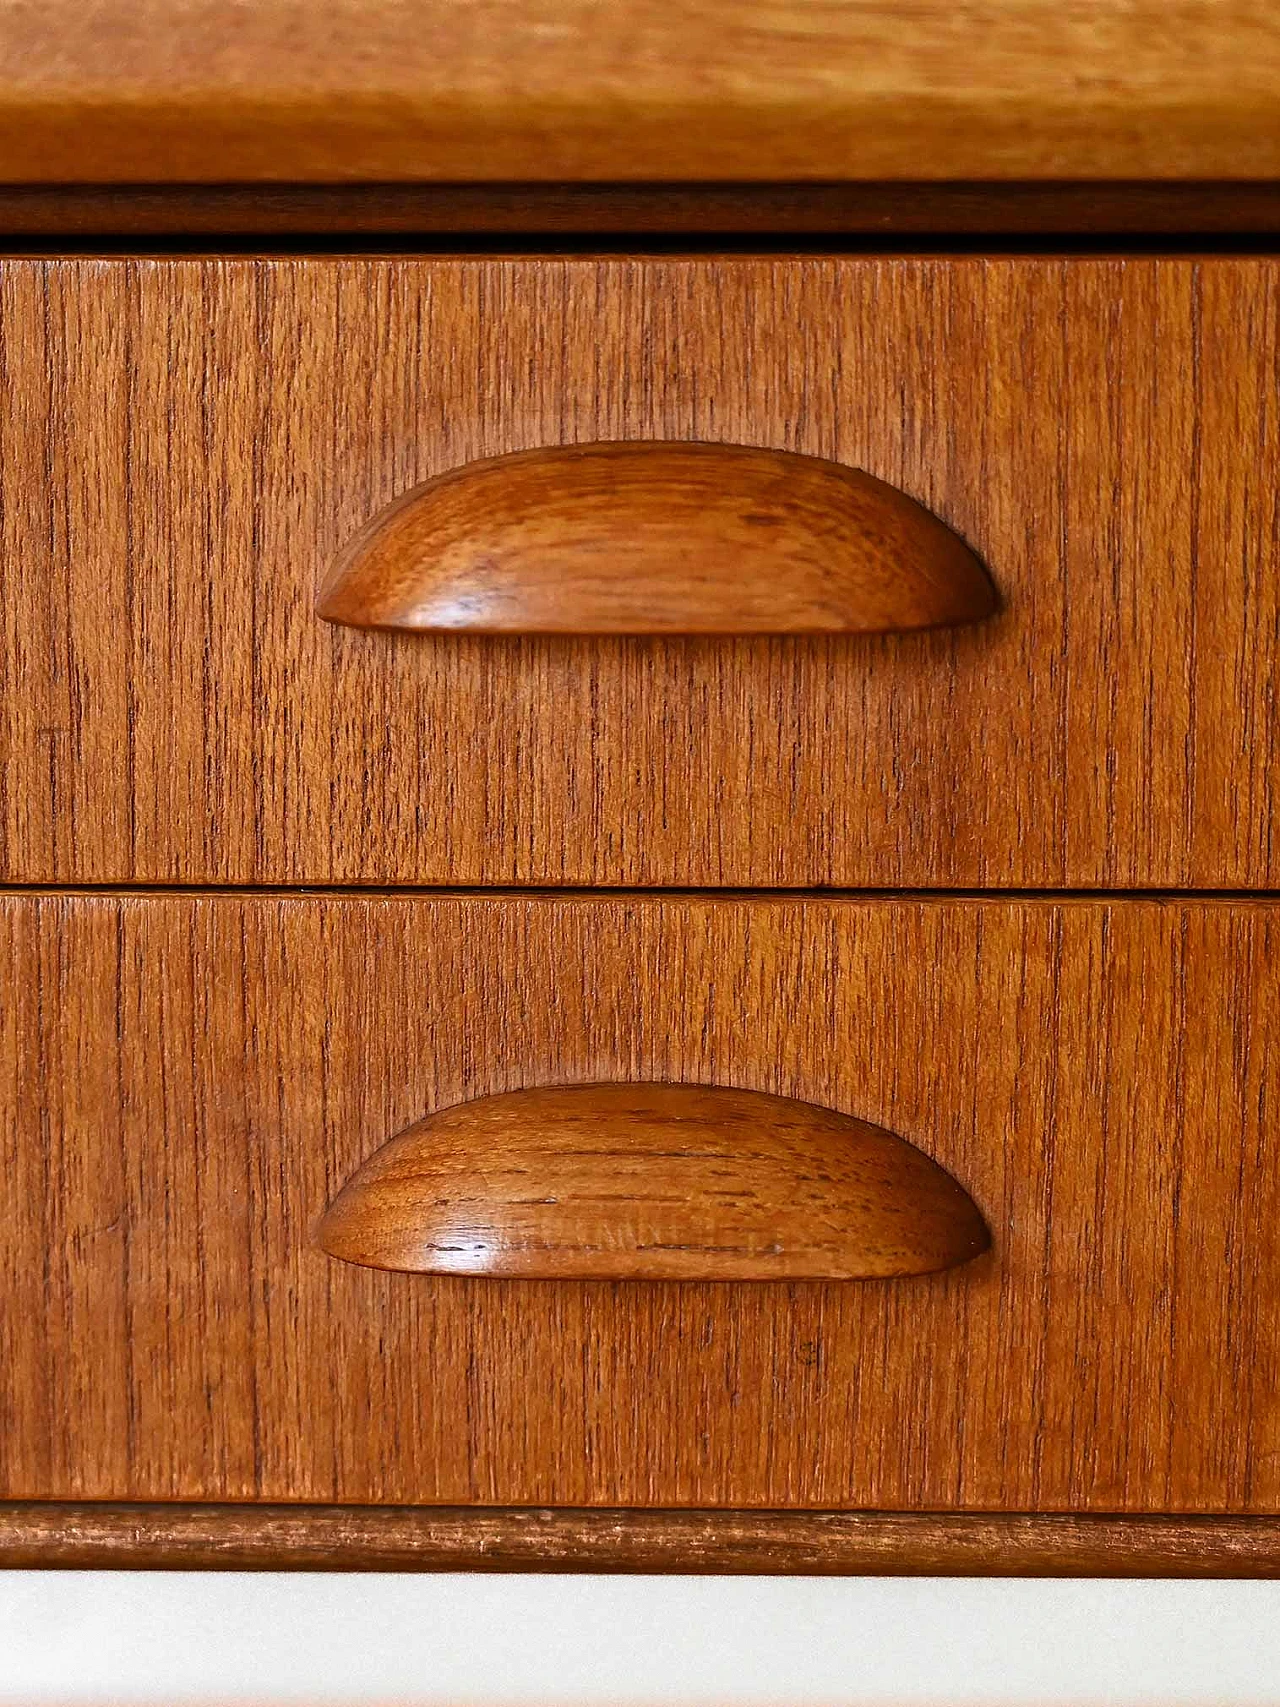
3, 0, 1280, 1580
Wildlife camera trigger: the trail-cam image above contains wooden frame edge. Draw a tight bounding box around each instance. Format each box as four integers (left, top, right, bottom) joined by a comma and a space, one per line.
3, 182, 1280, 238
2, 1505, 1279, 1575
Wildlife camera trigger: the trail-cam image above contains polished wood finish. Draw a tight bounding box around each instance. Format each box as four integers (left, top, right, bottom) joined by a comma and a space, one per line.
5, 1504, 1280, 1577
319, 443, 996, 636
4, 257, 1280, 888
3, 3, 1280, 183
318, 1084, 991, 1280
4, 890, 1279, 1510
9, 182, 1280, 236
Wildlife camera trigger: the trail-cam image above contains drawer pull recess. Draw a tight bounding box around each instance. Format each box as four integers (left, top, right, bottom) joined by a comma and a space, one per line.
317, 442, 996, 635
317, 1083, 990, 1280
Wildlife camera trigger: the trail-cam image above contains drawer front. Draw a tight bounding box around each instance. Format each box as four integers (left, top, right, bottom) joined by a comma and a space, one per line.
3, 891, 1277, 1509
1, 256, 1277, 888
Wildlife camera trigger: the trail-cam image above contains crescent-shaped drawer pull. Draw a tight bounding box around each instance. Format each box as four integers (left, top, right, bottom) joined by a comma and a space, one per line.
317, 442, 996, 636
317, 1083, 991, 1282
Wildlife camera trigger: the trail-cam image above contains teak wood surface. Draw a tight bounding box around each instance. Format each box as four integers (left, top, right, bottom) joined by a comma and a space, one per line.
318, 442, 996, 636
4, 1505, 1280, 1578
317, 1084, 991, 1280
2, 2, 1280, 183
3, 890, 1278, 1511
4, 256, 1280, 890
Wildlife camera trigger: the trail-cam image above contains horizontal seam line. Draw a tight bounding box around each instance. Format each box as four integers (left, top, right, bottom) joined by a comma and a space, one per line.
2, 883, 1280, 902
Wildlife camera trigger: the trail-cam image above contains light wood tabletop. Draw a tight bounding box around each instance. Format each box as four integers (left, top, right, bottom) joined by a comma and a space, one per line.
3, 0, 1280, 182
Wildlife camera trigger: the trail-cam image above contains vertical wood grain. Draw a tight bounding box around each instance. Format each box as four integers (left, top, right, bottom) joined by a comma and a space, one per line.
2, 891, 1277, 1510
1, 257, 1278, 887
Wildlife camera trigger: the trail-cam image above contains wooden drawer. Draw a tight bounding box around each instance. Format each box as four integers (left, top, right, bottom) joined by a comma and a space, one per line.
4, 890, 1277, 1510
2, 256, 1278, 889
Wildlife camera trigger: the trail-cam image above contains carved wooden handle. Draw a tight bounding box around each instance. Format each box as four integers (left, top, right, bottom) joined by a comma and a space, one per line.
317, 442, 996, 635
317, 1083, 990, 1281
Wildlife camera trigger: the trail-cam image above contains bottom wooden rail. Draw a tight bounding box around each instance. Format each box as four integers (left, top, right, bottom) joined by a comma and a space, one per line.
2, 1505, 1279, 1576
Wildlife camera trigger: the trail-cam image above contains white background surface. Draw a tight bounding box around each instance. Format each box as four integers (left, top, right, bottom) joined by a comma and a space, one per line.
1, 1573, 1278, 1704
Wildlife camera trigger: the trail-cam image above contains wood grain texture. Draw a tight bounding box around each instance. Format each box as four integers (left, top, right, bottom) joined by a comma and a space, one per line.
5, 1504, 1280, 1577
3, 256, 1279, 889
3, 3, 1280, 183
2, 890, 1278, 1510
318, 442, 996, 635
11, 182, 1280, 236
317, 1084, 992, 1280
